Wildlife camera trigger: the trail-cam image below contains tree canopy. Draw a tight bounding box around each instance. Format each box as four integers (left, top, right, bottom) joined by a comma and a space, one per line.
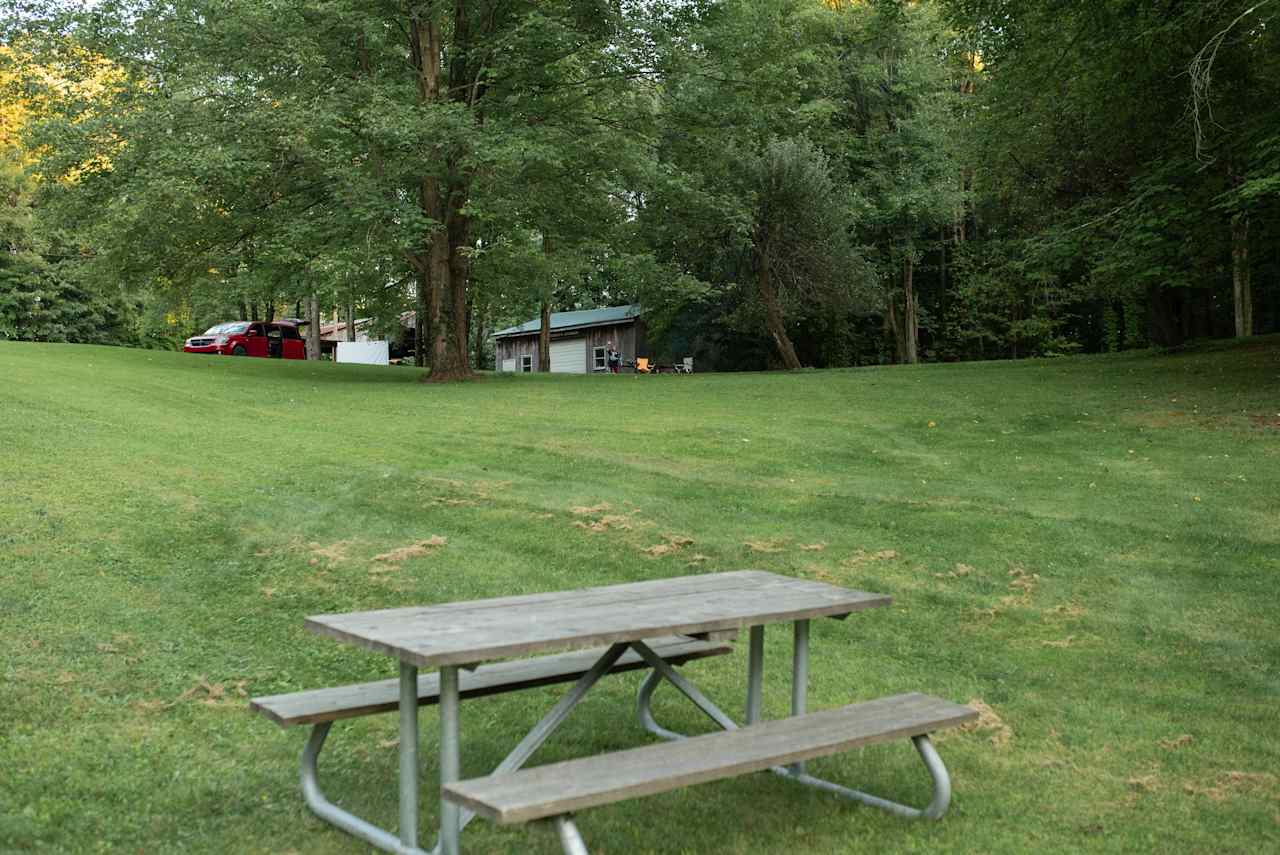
4, 0, 1277, 368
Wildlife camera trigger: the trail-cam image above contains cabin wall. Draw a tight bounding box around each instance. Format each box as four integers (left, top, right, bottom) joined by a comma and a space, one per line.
495, 320, 647, 372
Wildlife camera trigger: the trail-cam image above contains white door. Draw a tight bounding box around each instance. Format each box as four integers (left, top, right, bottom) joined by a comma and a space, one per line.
549, 339, 587, 374
501, 358, 516, 373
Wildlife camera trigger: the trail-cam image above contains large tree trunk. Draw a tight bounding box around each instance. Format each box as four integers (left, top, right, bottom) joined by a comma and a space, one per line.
345, 302, 355, 342
410, 11, 471, 382
305, 294, 321, 360
755, 250, 802, 370
1232, 212, 1252, 337
903, 254, 919, 364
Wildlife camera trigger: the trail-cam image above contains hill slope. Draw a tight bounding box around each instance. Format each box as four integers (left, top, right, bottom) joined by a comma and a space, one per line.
2, 341, 1278, 853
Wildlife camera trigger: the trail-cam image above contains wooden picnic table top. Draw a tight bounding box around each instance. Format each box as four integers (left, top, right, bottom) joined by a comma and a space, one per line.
306, 570, 890, 668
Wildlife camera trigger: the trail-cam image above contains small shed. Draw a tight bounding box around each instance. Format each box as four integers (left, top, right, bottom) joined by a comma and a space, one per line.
493, 305, 646, 373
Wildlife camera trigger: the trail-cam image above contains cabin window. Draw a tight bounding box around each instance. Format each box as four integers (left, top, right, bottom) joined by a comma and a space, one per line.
520, 354, 533, 373
593, 346, 607, 370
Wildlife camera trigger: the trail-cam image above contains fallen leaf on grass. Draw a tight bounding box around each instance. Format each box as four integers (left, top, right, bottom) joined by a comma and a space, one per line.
800, 543, 826, 552
1041, 637, 1075, 648
1159, 734, 1193, 751
379, 738, 400, 749
373, 536, 447, 564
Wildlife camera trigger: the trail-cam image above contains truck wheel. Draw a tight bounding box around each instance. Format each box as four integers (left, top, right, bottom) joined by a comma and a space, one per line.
232, 345, 247, 356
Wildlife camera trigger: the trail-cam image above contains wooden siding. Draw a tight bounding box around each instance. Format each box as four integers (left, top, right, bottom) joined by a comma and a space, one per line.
496, 320, 645, 372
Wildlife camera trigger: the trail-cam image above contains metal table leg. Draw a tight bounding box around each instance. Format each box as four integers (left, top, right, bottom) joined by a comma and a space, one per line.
790, 619, 809, 775
438, 666, 460, 855
400, 662, 420, 849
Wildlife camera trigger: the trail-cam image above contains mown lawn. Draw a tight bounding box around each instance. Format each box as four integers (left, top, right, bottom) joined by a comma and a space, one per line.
2, 339, 1278, 854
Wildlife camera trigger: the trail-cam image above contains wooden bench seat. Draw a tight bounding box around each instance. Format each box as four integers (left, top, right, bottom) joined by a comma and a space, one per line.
443, 692, 976, 826
249, 635, 731, 727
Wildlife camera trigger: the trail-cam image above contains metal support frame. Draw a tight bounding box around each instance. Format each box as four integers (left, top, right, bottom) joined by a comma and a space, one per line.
298, 643, 631, 855
633, 619, 957, 823
790, 620, 808, 776
554, 816, 590, 855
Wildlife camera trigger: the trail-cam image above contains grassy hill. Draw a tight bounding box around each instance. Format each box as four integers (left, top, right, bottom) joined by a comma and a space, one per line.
2, 340, 1277, 853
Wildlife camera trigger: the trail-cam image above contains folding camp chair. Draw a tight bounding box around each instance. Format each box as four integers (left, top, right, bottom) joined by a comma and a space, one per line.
635, 357, 653, 374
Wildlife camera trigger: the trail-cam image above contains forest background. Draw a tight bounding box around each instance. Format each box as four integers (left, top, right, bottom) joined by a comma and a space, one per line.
3, 0, 1278, 375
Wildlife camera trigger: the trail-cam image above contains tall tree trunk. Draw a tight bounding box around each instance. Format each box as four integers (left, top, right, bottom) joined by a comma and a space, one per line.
539, 234, 552, 372
345, 302, 355, 341
755, 249, 802, 370
886, 292, 907, 363
448, 184, 471, 371
305, 294, 321, 360
903, 254, 919, 364
1232, 212, 1252, 337
538, 301, 552, 371
237, 301, 248, 322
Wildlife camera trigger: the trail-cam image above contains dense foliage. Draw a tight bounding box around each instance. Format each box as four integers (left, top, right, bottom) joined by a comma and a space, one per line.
4, 0, 1277, 369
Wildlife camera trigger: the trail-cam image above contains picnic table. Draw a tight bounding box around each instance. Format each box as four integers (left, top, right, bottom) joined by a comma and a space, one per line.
252, 570, 975, 854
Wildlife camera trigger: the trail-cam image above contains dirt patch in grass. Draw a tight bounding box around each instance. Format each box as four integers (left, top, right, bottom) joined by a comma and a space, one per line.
954, 697, 1013, 748
842, 549, 899, 567
311, 540, 356, 564
574, 514, 633, 533
745, 538, 787, 553
1159, 734, 1193, 751
1045, 603, 1087, 621
1183, 771, 1277, 802
571, 502, 612, 515
372, 536, 446, 566
934, 562, 975, 580
178, 676, 248, 708
799, 543, 826, 552
642, 534, 696, 558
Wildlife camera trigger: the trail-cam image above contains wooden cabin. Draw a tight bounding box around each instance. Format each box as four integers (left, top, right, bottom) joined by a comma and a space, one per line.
493, 305, 646, 373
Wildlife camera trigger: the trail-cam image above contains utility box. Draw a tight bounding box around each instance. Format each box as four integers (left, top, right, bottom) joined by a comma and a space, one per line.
336, 340, 390, 366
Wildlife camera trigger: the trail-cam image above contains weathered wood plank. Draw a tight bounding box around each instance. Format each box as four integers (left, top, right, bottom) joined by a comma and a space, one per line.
306, 571, 889, 668
249, 636, 731, 728
442, 693, 976, 825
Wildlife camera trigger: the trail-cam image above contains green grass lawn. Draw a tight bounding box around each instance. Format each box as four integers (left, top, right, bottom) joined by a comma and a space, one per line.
2, 339, 1278, 854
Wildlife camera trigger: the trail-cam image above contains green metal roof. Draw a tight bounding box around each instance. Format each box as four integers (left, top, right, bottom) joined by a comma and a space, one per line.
493, 305, 641, 338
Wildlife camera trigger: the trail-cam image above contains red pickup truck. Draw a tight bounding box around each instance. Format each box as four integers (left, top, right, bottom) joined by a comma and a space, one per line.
183, 320, 308, 359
